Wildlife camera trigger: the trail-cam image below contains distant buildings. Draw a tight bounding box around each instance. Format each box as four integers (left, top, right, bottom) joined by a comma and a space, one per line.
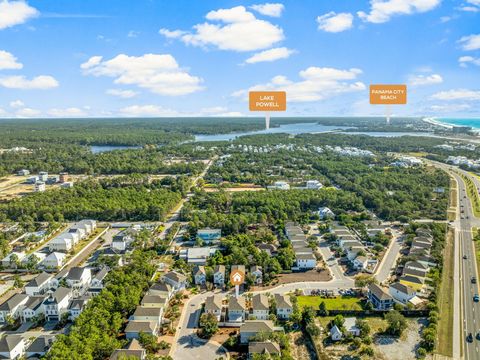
179, 247, 215, 265
267, 181, 290, 190
318, 207, 335, 220
34, 181, 46, 192
285, 223, 316, 270
306, 180, 323, 190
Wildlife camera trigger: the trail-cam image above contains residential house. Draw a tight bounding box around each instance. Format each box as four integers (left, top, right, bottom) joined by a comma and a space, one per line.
0, 335, 26, 359
68, 297, 91, 321
132, 306, 163, 324
344, 317, 360, 336
274, 294, 293, 320
161, 271, 187, 291
89, 267, 109, 294
22, 252, 47, 267
248, 341, 281, 359
228, 296, 247, 322
197, 228, 222, 243
0, 294, 28, 323
110, 339, 146, 360
330, 325, 343, 341
213, 265, 225, 287
367, 283, 394, 310
402, 267, 427, 279
26, 336, 55, 359
404, 261, 428, 272
268, 181, 290, 190
399, 275, 424, 292
296, 253, 316, 269
125, 321, 159, 340
231, 265, 246, 278
25, 272, 56, 296
21, 296, 45, 323
1, 252, 26, 269
43, 287, 72, 321
148, 282, 174, 300
389, 283, 417, 305
250, 266, 263, 285
318, 207, 335, 219
41, 252, 67, 269
204, 295, 223, 321
65, 267, 92, 296
141, 295, 167, 309
353, 256, 368, 271
306, 180, 323, 189
180, 247, 214, 265
194, 266, 206, 285
251, 294, 269, 320
257, 243, 277, 256
240, 320, 283, 344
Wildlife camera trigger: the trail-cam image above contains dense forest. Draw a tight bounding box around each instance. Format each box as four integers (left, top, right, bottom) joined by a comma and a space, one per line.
0, 176, 187, 222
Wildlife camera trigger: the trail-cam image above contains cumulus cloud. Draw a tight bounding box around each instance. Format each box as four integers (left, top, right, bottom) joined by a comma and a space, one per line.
47, 107, 87, 117
159, 6, 284, 52
358, 0, 441, 24
429, 103, 471, 112
458, 34, 480, 51
250, 3, 285, 17
233, 66, 365, 102
16, 107, 40, 117
119, 105, 180, 117
9, 99, 24, 108
317, 12, 354, 32
431, 89, 480, 101
81, 53, 203, 96
0, 1, 39, 30
106, 88, 138, 98
0, 75, 59, 89
245, 47, 295, 64
459, 55, 480, 67
0, 50, 23, 70
408, 73, 443, 86
459, 0, 480, 11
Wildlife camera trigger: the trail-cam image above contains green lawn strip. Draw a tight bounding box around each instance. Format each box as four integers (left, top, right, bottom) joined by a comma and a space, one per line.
462, 175, 480, 217
297, 296, 363, 311
436, 228, 454, 357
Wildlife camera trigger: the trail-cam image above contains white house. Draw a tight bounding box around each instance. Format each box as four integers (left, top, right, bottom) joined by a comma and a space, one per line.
296, 253, 316, 269
25, 336, 55, 359
48, 234, 74, 252
344, 317, 360, 336
68, 297, 91, 320
0, 335, 26, 360
0, 294, 29, 323
330, 325, 343, 341
22, 296, 45, 323
43, 287, 72, 322
1, 252, 26, 269
125, 321, 159, 339
41, 252, 67, 269
274, 294, 293, 320
161, 271, 187, 291
306, 180, 323, 189
268, 181, 290, 190
318, 207, 335, 220
240, 321, 282, 344
25, 272, 56, 296
180, 247, 214, 265
89, 267, 109, 292
148, 282, 174, 300
204, 295, 223, 321
228, 296, 247, 322
251, 294, 269, 320
65, 267, 92, 296
132, 306, 163, 324
389, 283, 417, 305
213, 265, 225, 286
194, 266, 207, 285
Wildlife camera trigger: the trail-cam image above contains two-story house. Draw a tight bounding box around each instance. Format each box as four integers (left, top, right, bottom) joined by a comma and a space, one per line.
204, 295, 223, 321
194, 266, 206, 285
213, 265, 225, 287
274, 294, 293, 320
21, 296, 45, 323
367, 283, 394, 310
25, 272, 57, 296
228, 296, 247, 322
43, 287, 72, 322
65, 267, 92, 296
0, 294, 29, 323
250, 266, 263, 285
251, 294, 269, 320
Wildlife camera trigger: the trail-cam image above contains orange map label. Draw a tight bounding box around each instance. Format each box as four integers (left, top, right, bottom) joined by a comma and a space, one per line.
370, 85, 407, 105
249, 91, 287, 111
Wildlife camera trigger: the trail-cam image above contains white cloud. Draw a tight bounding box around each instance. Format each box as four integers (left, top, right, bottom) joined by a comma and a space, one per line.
408, 73, 443, 86
47, 107, 87, 117
200, 106, 228, 114
458, 34, 480, 51
233, 66, 365, 102
160, 6, 284, 52
250, 3, 285, 17
459, 55, 480, 67
358, 0, 441, 24
0, 75, 59, 89
431, 89, 480, 101
9, 99, 24, 108
106, 88, 138, 98
81, 53, 203, 96
459, 6, 480, 12
16, 107, 40, 117
317, 12, 354, 33
0, 1, 39, 30
429, 103, 471, 112
0, 50, 23, 70
119, 105, 179, 117
127, 30, 139, 38
245, 47, 295, 64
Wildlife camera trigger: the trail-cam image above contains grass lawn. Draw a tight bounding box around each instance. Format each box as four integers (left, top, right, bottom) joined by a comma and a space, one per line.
436, 228, 454, 357
462, 175, 480, 217
297, 296, 363, 311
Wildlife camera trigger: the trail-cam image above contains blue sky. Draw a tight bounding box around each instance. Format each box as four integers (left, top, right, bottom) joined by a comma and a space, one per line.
0, 0, 479, 118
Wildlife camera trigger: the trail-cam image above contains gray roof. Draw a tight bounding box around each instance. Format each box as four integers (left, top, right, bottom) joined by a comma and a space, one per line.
274, 294, 292, 309
205, 295, 223, 312
368, 283, 393, 301
195, 266, 206, 276
66, 267, 90, 281
162, 271, 187, 283
141, 295, 167, 307
24, 296, 45, 311
248, 341, 281, 355
252, 294, 269, 311
0, 293, 28, 311
44, 287, 71, 305
148, 282, 172, 295
400, 275, 424, 285
390, 282, 416, 295
229, 296, 246, 311
133, 306, 162, 317
93, 267, 109, 281
402, 267, 427, 278
26, 272, 51, 288
214, 265, 225, 274
68, 297, 90, 310
125, 320, 157, 333
0, 335, 23, 352
26, 336, 54, 354
240, 320, 275, 333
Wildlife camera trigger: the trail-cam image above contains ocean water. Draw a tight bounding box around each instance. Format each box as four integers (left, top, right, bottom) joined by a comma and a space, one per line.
439, 118, 480, 129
